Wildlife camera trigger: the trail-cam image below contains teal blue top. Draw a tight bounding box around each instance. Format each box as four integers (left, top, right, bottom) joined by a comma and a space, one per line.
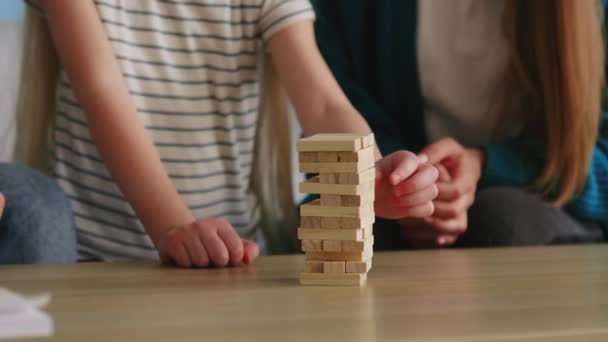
313, 0, 608, 223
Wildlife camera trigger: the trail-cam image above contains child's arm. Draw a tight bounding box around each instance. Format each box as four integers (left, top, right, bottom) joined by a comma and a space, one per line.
42, 0, 255, 267
267, 21, 439, 219
267, 22, 372, 141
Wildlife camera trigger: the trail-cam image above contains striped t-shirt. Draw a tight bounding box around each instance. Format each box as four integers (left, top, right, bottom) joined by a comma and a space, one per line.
41, 0, 315, 260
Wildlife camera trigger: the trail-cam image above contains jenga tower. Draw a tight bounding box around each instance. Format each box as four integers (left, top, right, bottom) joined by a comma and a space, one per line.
297, 133, 375, 286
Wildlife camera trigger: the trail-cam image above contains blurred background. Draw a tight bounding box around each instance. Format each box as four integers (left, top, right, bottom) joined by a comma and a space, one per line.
0, 0, 24, 162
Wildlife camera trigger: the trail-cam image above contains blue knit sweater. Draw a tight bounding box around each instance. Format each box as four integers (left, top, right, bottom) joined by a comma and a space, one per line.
313, 0, 608, 223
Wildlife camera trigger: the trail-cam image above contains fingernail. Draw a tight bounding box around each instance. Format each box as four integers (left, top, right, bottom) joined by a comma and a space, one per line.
438, 237, 447, 245
390, 173, 403, 185
418, 154, 428, 164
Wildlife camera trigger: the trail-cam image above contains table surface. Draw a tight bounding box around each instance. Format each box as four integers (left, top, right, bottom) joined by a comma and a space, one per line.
2, 245, 608, 342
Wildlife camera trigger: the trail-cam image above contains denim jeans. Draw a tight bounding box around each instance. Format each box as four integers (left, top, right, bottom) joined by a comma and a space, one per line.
0, 163, 77, 264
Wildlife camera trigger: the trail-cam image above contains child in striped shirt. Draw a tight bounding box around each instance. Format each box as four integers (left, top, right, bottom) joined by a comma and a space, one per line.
16, 0, 438, 266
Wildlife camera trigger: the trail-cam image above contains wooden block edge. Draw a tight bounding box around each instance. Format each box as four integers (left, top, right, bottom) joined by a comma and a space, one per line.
299, 272, 367, 286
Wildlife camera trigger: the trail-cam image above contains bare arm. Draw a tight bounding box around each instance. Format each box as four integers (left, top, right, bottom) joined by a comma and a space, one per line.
267, 21, 378, 150
42, 1, 193, 245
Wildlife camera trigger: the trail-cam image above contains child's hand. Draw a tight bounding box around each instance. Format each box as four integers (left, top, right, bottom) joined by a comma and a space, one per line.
0, 193, 4, 219
374, 151, 439, 219
157, 218, 259, 268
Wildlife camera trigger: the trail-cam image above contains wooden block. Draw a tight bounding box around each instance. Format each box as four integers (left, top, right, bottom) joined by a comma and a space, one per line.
320, 194, 342, 206
300, 176, 374, 196
338, 173, 359, 185
301, 200, 374, 219
298, 152, 318, 163
303, 260, 324, 273
299, 162, 368, 174
306, 249, 373, 262
323, 261, 346, 274
338, 152, 359, 162
337, 145, 374, 163
346, 260, 372, 274
341, 195, 360, 207
300, 272, 366, 286
337, 168, 376, 185
298, 228, 364, 241
318, 152, 339, 162
319, 194, 374, 207
361, 133, 375, 148
342, 235, 374, 252
340, 194, 373, 207
319, 173, 339, 184
363, 225, 374, 238
340, 216, 375, 229
297, 133, 365, 152
322, 240, 342, 252
300, 216, 322, 229
321, 217, 341, 229
301, 239, 323, 252
299, 146, 375, 173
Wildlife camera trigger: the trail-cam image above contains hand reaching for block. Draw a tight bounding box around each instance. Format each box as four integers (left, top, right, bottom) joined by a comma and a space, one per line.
374, 151, 439, 219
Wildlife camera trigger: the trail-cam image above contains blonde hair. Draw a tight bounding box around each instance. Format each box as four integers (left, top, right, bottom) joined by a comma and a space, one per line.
14, 8, 58, 171
502, 0, 604, 206
15, 7, 298, 254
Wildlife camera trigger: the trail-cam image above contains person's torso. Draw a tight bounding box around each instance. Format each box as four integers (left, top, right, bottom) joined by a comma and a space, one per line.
53, 0, 269, 260
418, 0, 523, 146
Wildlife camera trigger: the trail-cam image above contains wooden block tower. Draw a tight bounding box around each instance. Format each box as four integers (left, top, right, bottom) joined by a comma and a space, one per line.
297, 133, 376, 286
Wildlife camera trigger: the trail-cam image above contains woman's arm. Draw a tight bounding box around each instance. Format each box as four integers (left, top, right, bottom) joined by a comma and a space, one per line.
42, 1, 194, 244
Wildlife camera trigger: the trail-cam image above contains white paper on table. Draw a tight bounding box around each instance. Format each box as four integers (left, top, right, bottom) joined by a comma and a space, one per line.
0, 288, 54, 340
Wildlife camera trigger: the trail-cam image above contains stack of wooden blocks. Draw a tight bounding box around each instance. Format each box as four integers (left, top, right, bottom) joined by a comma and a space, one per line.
297, 133, 376, 286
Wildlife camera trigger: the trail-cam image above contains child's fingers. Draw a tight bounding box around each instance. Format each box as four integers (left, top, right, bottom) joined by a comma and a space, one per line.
216, 224, 245, 266
392, 164, 438, 197
0, 193, 4, 218
199, 228, 230, 267
183, 234, 209, 267
391, 184, 438, 208
375, 151, 418, 185
242, 240, 259, 265
169, 240, 191, 268
389, 151, 419, 185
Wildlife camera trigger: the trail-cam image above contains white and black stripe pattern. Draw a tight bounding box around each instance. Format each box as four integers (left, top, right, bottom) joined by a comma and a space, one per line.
39, 0, 315, 260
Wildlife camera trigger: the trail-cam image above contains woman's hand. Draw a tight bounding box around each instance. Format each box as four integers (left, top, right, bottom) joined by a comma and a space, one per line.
374, 151, 439, 219
157, 218, 259, 268
416, 138, 484, 246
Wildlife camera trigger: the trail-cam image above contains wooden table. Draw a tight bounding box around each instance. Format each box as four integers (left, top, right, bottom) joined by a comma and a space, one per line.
2, 245, 608, 341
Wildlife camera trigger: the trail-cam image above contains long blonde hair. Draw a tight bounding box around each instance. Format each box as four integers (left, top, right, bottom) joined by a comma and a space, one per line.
14, 8, 58, 170
14, 7, 297, 254
503, 0, 604, 206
